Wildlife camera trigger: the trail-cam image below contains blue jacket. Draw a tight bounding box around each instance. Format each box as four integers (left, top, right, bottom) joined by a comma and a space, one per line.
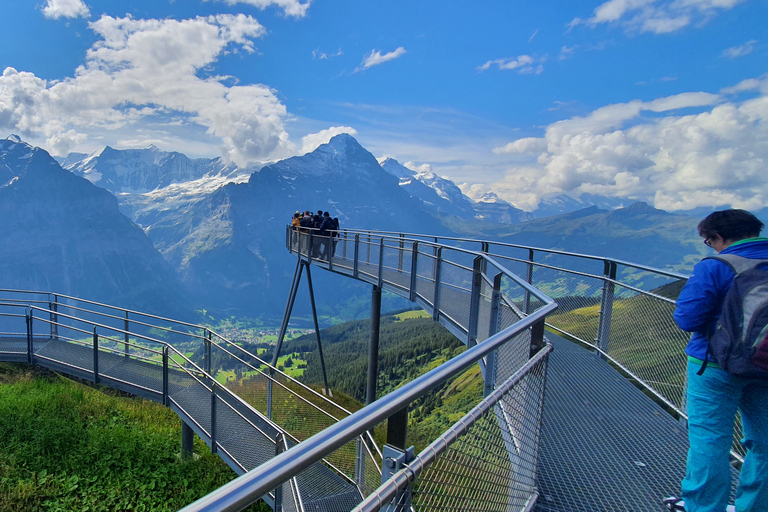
674, 238, 768, 360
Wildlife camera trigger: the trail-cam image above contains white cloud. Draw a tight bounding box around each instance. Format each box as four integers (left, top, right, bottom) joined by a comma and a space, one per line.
486, 76, 768, 211
0, 14, 293, 165
213, 0, 312, 18
357, 47, 408, 72
477, 55, 544, 74
493, 137, 548, 155
312, 48, 343, 60
41, 0, 90, 19
404, 161, 433, 175
300, 126, 357, 154
722, 40, 757, 59
569, 0, 746, 34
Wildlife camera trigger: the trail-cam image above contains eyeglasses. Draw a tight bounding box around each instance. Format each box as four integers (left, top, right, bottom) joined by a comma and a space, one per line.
703, 238, 713, 248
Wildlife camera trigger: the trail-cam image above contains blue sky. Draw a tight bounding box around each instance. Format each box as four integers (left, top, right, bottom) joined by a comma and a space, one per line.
1, 0, 767, 211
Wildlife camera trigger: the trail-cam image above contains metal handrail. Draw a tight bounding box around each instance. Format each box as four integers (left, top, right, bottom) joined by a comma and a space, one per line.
179, 304, 555, 512
338, 227, 690, 281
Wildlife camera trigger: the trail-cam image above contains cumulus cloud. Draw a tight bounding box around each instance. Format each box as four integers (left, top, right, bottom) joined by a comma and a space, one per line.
721, 40, 757, 59
213, 0, 312, 18
300, 126, 357, 154
356, 47, 408, 72
485, 75, 768, 212
41, 0, 90, 19
0, 14, 292, 165
477, 55, 544, 74
569, 0, 746, 35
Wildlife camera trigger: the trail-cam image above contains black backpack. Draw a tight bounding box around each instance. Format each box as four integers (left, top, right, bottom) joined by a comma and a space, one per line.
701, 254, 768, 378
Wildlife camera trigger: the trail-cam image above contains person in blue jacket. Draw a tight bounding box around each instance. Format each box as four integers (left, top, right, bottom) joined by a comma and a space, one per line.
673, 209, 768, 512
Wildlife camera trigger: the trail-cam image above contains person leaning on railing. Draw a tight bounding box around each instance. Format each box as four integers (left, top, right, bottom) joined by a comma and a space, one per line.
670, 209, 768, 512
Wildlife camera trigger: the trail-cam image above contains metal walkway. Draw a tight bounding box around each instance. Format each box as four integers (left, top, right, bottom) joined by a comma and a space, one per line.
537, 333, 690, 511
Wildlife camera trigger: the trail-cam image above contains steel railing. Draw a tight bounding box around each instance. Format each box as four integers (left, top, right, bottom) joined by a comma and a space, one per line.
180, 228, 558, 511
0, 288, 379, 509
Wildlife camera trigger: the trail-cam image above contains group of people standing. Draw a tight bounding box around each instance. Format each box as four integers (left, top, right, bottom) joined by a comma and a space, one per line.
291, 210, 340, 258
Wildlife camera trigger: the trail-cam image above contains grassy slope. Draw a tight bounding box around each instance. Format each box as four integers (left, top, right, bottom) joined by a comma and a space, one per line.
0, 364, 268, 512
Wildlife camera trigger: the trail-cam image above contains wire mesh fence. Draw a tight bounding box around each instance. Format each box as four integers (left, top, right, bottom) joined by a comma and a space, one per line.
353, 346, 551, 512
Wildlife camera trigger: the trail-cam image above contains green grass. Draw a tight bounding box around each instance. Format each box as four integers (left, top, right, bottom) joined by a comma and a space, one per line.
392, 310, 431, 322
0, 363, 268, 512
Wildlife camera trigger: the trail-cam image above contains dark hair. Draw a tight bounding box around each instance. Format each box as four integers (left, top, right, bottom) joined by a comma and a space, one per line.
323, 212, 330, 217
698, 209, 764, 242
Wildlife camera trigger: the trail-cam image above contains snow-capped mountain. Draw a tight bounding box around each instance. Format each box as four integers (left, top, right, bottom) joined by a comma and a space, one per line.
151, 134, 450, 319
473, 192, 533, 224
0, 136, 192, 318
63, 145, 255, 194
380, 158, 476, 219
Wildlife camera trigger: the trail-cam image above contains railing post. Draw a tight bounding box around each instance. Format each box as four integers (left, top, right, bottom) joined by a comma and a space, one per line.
409, 241, 419, 301
163, 346, 169, 405
274, 440, 286, 509
353, 234, 360, 278
524, 249, 534, 314
432, 247, 442, 321
211, 382, 218, 454
378, 237, 385, 288
93, 327, 99, 384
367, 233, 372, 264
467, 256, 483, 348
26, 311, 33, 364
596, 260, 617, 357
530, 318, 546, 358
308, 232, 314, 262
484, 273, 503, 397
205, 331, 212, 374
49, 294, 57, 339
386, 406, 409, 451
381, 443, 415, 512
398, 234, 404, 272
124, 311, 129, 357
343, 229, 348, 260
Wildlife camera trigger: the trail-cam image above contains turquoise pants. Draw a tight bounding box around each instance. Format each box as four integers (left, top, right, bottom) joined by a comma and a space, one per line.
683, 360, 768, 512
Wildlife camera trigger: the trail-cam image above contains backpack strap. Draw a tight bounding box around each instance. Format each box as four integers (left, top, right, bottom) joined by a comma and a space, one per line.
703, 254, 768, 275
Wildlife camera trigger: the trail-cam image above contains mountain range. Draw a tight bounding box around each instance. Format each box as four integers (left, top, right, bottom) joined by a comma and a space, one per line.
4, 132, 754, 325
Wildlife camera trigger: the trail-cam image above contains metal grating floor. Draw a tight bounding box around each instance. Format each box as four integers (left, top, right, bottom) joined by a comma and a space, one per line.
535, 333, 738, 512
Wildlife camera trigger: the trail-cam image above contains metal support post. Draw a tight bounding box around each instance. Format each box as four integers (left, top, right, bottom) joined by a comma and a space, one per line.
274, 433, 284, 511
181, 421, 194, 458
386, 406, 409, 450
524, 249, 534, 314
272, 258, 305, 367
381, 444, 416, 512
367, 285, 382, 406
378, 238, 385, 288
343, 229, 348, 260
211, 383, 218, 454
398, 234, 404, 272
353, 234, 360, 278
409, 241, 419, 301
308, 232, 315, 261
305, 264, 331, 396
483, 273, 503, 397
49, 294, 57, 339
432, 247, 442, 322
205, 331, 212, 375
93, 327, 99, 384
26, 311, 33, 364
124, 311, 129, 357
530, 318, 546, 358
596, 260, 617, 357
163, 346, 169, 405
467, 256, 483, 348
367, 234, 372, 263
